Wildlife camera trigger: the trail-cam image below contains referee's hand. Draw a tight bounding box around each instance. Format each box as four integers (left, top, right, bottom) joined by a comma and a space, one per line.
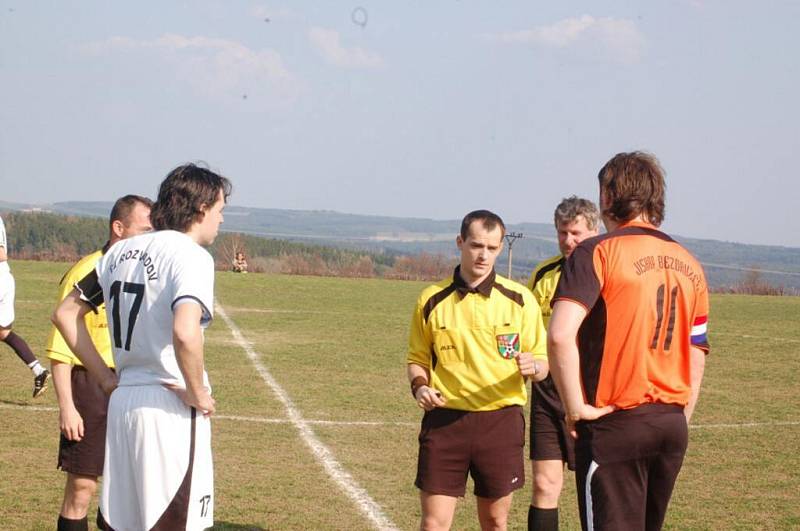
415, 385, 446, 411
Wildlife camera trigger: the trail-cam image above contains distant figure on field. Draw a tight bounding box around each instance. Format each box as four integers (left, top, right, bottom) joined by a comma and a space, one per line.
48, 195, 152, 531
548, 152, 710, 530
232, 251, 248, 273
407, 209, 549, 531
526, 196, 600, 531
0, 213, 51, 397
53, 163, 231, 530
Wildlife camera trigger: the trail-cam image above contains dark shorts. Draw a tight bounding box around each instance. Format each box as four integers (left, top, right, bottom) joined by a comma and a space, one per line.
530, 377, 575, 468
530, 398, 576, 470
57, 367, 111, 477
574, 403, 688, 531
415, 406, 525, 499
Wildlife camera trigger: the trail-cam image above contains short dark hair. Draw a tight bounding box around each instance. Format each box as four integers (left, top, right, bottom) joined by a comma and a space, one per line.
109, 195, 153, 229
150, 163, 232, 232
598, 151, 666, 226
460, 210, 506, 240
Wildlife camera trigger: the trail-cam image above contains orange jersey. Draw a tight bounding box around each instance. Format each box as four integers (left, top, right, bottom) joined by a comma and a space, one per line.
554, 221, 710, 410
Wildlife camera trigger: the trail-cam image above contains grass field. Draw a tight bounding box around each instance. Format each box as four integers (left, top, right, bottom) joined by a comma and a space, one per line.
1, 260, 799, 530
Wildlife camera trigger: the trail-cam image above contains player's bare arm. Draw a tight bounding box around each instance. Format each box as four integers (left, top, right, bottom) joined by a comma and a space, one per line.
684, 346, 706, 423
52, 289, 118, 395
515, 352, 549, 382
171, 302, 215, 416
407, 362, 446, 411
51, 360, 84, 441
548, 300, 615, 437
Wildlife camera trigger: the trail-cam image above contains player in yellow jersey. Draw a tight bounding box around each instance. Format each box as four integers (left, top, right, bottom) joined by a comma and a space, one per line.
526, 197, 599, 531
408, 210, 549, 531
48, 195, 152, 531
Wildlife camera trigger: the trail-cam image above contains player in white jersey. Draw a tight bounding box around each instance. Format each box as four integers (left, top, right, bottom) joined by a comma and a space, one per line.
53, 163, 231, 531
0, 214, 51, 397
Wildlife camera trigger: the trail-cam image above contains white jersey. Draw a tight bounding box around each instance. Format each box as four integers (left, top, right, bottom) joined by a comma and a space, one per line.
0, 215, 9, 275
0, 215, 7, 249
78, 230, 214, 388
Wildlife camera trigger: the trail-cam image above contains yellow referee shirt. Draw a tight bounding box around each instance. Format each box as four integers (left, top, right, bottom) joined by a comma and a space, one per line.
527, 254, 564, 328
46, 249, 114, 368
408, 267, 547, 412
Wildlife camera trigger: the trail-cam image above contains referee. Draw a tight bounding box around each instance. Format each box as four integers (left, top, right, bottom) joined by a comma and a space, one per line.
48, 195, 152, 531
407, 209, 549, 530
549, 152, 710, 530
526, 196, 599, 531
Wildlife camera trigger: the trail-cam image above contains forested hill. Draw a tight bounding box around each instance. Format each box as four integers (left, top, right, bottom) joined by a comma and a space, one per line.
2, 201, 799, 291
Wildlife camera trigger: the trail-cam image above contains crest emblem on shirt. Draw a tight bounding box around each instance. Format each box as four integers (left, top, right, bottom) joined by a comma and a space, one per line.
496, 333, 519, 359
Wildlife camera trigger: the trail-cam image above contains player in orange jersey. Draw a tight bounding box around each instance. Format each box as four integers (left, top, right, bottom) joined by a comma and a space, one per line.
548, 152, 709, 531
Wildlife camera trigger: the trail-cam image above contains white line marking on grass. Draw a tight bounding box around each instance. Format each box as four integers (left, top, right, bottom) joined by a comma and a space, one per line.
4, 403, 799, 432
215, 302, 400, 531
712, 332, 800, 343
0, 403, 416, 427
216, 414, 416, 427
0, 403, 58, 412
691, 421, 800, 429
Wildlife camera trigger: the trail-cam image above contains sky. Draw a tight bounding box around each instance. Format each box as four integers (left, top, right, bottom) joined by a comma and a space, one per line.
1, 1, 798, 247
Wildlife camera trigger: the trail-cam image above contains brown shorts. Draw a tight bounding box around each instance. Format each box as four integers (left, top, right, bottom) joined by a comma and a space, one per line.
575, 403, 688, 531
57, 367, 111, 477
530, 397, 575, 469
415, 406, 525, 498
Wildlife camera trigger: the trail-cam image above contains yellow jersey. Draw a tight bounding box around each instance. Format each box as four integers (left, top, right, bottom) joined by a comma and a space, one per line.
527, 254, 564, 328
408, 267, 547, 411
46, 249, 114, 367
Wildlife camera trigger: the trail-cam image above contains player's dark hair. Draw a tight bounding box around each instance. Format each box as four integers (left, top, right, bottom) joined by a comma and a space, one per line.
109, 195, 153, 229
150, 163, 232, 232
460, 210, 506, 240
598, 151, 666, 226
554, 195, 600, 230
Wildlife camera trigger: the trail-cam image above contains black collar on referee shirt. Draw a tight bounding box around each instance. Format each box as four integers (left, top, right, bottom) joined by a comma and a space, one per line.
453, 266, 496, 299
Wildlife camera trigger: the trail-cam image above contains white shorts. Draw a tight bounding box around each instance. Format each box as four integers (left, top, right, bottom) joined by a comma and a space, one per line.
0, 268, 15, 328
99, 385, 214, 531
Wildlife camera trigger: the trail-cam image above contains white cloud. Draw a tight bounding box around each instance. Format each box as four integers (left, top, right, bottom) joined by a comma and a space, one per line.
80, 34, 302, 104
308, 27, 384, 69
487, 15, 646, 64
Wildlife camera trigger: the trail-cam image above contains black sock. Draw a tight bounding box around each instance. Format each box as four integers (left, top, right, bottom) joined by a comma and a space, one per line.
2, 331, 37, 365
57, 515, 88, 531
528, 506, 559, 531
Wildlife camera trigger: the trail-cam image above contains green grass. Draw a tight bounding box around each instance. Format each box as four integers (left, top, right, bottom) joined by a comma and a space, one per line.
1, 260, 799, 530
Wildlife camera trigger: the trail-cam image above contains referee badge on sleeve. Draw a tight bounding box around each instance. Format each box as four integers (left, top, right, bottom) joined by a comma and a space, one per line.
496, 333, 519, 359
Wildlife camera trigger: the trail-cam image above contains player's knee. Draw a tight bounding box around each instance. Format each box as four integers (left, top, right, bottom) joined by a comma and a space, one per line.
479, 511, 508, 530
0, 327, 11, 341
420, 514, 453, 531
64, 476, 98, 510
533, 471, 563, 500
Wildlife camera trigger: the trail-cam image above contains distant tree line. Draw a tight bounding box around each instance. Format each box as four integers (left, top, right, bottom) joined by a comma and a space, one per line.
12, 211, 789, 292
3, 212, 107, 261
210, 232, 455, 280
2, 211, 456, 281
